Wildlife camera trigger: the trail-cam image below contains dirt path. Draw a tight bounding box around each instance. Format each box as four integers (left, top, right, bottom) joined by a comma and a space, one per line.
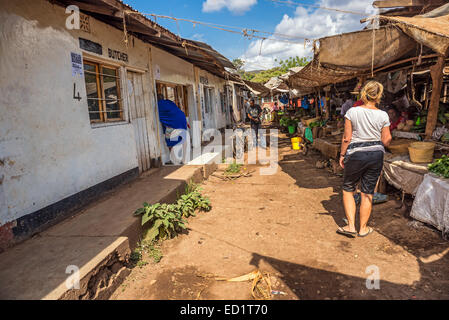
111, 134, 449, 300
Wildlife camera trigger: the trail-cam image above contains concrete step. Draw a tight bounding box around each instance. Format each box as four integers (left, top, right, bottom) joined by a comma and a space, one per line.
0, 164, 214, 300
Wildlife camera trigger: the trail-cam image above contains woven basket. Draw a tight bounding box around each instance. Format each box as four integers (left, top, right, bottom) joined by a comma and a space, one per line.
408, 142, 436, 163
387, 139, 412, 154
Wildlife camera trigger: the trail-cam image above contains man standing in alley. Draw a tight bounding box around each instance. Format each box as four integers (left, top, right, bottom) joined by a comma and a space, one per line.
244, 99, 251, 123
340, 92, 354, 117
247, 98, 264, 148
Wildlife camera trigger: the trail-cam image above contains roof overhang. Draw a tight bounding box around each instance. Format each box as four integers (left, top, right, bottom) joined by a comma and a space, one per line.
53, 0, 234, 78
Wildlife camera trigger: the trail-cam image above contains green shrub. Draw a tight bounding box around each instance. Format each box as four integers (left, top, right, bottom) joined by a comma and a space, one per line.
134, 184, 211, 242
225, 162, 242, 175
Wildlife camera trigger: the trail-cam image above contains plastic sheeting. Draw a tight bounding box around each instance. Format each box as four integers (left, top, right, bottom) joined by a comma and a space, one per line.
383, 155, 428, 195
410, 174, 449, 238
157, 99, 187, 147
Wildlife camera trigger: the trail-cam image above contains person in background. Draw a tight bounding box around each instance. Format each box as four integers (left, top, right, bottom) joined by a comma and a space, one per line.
337, 81, 392, 238
244, 99, 251, 123
387, 107, 405, 132
274, 102, 279, 111
340, 93, 354, 117
353, 99, 364, 108
247, 98, 264, 148
157, 94, 189, 164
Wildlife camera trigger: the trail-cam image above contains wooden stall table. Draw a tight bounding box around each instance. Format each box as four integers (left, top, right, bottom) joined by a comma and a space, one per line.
312, 134, 342, 160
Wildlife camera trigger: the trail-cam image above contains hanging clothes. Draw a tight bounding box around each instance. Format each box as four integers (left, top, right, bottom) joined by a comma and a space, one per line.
279, 94, 289, 105
302, 97, 310, 110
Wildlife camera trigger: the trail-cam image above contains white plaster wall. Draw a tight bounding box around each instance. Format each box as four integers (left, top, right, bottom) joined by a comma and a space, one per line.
0, 0, 159, 224
197, 68, 227, 130
151, 46, 196, 87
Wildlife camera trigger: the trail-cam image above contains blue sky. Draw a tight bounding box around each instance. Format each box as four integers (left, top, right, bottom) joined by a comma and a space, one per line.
126, 0, 376, 70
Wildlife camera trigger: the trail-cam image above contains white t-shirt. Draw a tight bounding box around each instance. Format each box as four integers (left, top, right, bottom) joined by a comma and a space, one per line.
345, 106, 390, 154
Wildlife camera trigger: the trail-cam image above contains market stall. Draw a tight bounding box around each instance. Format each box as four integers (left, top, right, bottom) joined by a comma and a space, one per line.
382, 154, 429, 196
411, 173, 449, 239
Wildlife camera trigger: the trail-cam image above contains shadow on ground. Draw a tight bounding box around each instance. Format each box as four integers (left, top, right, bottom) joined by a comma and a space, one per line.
276, 134, 449, 299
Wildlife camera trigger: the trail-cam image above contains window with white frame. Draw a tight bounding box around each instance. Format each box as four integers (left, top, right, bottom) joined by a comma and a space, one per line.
83, 60, 123, 123
203, 86, 214, 114
220, 91, 226, 113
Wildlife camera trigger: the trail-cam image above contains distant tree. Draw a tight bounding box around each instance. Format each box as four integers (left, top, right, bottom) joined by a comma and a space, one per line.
276, 56, 311, 73
251, 67, 283, 83
232, 58, 245, 71
230, 56, 310, 84
232, 58, 256, 81
250, 56, 311, 84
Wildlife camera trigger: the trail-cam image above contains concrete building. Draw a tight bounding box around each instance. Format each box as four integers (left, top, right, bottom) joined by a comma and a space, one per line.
0, 0, 244, 251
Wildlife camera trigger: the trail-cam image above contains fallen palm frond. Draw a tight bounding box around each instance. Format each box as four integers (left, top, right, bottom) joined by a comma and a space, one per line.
216, 269, 272, 300
212, 170, 255, 181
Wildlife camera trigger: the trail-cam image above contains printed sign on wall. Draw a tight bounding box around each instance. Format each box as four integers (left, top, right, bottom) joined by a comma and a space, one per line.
71, 52, 83, 76
154, 64, 161, 80
108, 48, 128, 62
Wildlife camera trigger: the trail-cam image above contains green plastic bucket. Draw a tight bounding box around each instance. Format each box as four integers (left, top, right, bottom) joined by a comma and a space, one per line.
288, 125, 296, 134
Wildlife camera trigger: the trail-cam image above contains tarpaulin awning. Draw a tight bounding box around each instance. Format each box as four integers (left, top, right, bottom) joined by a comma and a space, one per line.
287, 4, 449, 92
379, 5, 449, 56
317, 25, 416, 71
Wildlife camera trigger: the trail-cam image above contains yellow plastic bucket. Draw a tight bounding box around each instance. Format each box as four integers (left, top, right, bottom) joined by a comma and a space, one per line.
291, 137, 302, 150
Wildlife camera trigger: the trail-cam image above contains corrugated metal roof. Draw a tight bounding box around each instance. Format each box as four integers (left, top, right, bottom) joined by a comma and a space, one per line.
53, 0, 234, 78
243, 80, 270, 97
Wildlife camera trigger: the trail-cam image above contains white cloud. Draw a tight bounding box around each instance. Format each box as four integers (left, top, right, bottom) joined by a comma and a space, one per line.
202, 0, 257, 14
191, 33, 206, 42
241, 0, 376, 71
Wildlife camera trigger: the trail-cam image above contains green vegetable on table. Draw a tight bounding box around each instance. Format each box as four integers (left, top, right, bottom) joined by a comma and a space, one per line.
279, 116, 289, 127
287, 119, 298, 127
428, 155, 449, 179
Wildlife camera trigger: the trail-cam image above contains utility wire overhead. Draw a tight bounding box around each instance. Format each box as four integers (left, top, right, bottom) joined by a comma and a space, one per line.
268, 0, 369, 16
125, 11, 314, 45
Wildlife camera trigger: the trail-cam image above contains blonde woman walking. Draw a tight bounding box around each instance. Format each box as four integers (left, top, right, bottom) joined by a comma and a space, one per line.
337, 81, 392, 238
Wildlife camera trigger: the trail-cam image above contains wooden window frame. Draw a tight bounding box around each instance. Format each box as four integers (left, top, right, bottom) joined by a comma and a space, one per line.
156, 81, 189, 116
83, 60, 123, 123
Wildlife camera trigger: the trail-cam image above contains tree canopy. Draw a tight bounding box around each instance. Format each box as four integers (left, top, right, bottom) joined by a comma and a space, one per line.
231, 56, 311, 84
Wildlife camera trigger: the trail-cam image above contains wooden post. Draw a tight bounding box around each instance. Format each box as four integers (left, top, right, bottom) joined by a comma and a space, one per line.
425, 55, 445, 139
314, 90, 319, 117
325, 89, 329, 120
